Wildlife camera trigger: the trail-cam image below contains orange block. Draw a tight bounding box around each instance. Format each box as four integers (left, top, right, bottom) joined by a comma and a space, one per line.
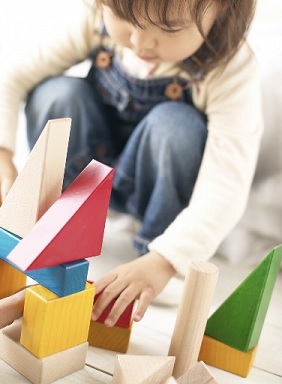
88, 320, 132, 353
0, 260, 26, 299
198, 335, 258, 377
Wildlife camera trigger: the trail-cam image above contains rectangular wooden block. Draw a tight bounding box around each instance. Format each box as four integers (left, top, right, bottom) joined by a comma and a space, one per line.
88, 320, 132, 353
21, 283, 95, 358
0, 259, 26, 299
198, 335, 258, 377
0, 227, 89, 297
0, 319, 88, 384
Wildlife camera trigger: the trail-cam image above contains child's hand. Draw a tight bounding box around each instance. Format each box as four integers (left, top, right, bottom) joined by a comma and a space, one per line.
0, 289, 26, 329
0, 148, 18, 204
91, 251, 176, 326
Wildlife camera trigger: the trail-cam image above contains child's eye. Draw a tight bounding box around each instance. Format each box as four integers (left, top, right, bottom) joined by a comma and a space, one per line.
161, 28, 183, 34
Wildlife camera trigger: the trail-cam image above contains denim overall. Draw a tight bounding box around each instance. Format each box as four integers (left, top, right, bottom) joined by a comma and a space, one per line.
26, 41, 207, 255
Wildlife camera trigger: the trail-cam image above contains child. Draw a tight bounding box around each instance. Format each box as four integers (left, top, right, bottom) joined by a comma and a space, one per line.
0, 289, 25, 329
0, 0, 262, 326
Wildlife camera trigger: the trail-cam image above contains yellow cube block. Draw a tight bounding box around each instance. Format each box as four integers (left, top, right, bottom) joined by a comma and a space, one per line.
0, 260, 26, 299
21, 283, 95, 358
198, 335, 258, 377
88, 320, 132, 353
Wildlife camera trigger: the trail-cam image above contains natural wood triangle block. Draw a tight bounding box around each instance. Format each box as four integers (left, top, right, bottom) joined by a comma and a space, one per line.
7, 159, 114, 270
0, 118, 70, 238
177, 361, 219, 383
205, 245, 282, 352
112, 355, 175, 384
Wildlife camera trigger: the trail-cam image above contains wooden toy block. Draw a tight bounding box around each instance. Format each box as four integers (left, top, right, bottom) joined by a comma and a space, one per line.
112, 355, 175, 384
0, 118, 70, 238
205, 245, 282, 352
0, 259, 26, 299
0, 319, 88, 384
21, 283, 95, 358
8, 159, 114, 270
198, 335, 258, 378
94, 291, 134, 328
88, 320, 132, 353
0, 227, 89, 297
169, 261, 218, 379
177, 361, 219, 384
164, 378, 178, 384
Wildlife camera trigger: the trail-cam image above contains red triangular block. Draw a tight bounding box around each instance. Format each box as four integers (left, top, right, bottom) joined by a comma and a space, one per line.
8, 160, 114, 270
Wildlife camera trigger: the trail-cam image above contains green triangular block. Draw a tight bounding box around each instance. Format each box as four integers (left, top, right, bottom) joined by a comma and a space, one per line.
205, 245, 282, 352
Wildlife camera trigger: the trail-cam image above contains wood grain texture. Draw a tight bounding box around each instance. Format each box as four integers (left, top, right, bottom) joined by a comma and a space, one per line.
0, 227, 89, 296
20, 283, 95, 358
169, 261, 218, 379
88, 320, 132, 353
199, 335, 258, 378
112, 355, 175, 384
0, 259, 26, 299
205, 245, 282, 352
0, 118, 70, 238
8, 160, 114, 270
0, 319, 88, 384
177, 361, 219, 384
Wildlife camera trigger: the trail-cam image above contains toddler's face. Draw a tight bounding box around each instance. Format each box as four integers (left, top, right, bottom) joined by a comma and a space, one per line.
102, 4, 217, 63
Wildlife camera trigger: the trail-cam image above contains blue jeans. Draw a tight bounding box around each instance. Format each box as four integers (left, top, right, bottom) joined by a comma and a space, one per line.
26, 75, 207, 254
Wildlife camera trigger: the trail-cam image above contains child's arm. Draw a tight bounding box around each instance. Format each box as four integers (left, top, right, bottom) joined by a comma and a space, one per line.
0, 289, 25, 329
91, 251, 176, 326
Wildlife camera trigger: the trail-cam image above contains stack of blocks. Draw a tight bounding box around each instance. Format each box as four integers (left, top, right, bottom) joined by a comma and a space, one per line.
88, 290, 134, 353
198, 245, 282, 377
0, 119, 116, 383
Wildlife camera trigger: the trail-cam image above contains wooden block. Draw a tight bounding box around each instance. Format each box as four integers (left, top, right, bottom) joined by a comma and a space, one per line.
94, 291, 134, 328
88, 320, 131, 353
205, 245, 282, 352
0, 227, 89, 297
8, 160, 114, 270
112, 355, 175, 384
0, 259, 26, 299
169, 261, 218, 379
21, 283, 95, 358
0, 118, 70, 238
198, 335, 258, 378
0, 318, 88, 384
177, 361, 219, 383
164, 378, 178, 384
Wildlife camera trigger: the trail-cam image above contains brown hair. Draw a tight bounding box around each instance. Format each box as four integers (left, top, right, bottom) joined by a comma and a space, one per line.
98, 0, 257, 78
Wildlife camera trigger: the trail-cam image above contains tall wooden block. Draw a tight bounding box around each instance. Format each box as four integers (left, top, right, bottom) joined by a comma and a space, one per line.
94, 291, 134, 328
198, 335, 258, 378
169, 261, 218, 379
8, 160, 114, 270
0, 227, 89, 297
112, 355, 175, 384
0, 319, 88, 384
88, 320, 131, 353
0, 118, 70, 238
0, 259, 26, 299
177, 361, 219, 384
21, 283, 95, 358
205, 245, 282, 352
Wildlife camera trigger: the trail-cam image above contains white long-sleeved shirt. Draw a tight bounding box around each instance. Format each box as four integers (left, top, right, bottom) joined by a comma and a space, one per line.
0, 0, 263, 275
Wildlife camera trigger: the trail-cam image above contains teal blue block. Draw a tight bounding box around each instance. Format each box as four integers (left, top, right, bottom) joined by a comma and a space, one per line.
0, 227, 89, 297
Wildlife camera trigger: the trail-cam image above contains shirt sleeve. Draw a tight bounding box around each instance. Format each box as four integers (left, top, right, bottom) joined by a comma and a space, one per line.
148, 43, 264, 276
0, 0, 98, 152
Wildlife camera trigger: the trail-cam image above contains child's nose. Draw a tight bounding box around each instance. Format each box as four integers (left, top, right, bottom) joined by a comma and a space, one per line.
129, 28, 156, 51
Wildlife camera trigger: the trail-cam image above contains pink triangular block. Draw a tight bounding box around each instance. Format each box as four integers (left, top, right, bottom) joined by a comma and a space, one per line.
8, 160, 114, 270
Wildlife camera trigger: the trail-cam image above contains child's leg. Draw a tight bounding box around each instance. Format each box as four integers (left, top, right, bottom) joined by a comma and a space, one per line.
0, 289, 25, 329
112, 101, 207, 254
25, 76, 117, 189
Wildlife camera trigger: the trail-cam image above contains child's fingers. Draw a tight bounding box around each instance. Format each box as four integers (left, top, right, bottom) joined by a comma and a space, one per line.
133, 288, 154, 322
